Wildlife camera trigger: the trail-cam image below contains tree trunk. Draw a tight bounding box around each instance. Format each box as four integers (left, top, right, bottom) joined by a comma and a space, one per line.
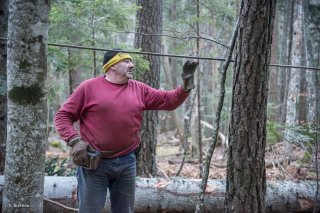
306, 1, 320, 127
0, 176, 316, 213
67, 49, 82, 95
226, 1, 276, 212
296, 0, 308, 125
3, 1, 49, 212
0, 0, 8, 175
134, 0, 163, 177
279, 0, 295, 128
284, 1, 300, 162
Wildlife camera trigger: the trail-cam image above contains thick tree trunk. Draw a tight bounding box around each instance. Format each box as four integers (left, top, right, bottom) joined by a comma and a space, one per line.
0, 0, 8, 175
0, 176, 316, 213
3, 1, 49, 212
226, 1, 276, 212
134, 0, 163, 177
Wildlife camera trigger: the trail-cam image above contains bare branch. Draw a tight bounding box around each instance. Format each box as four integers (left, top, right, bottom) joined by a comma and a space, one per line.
195, 17, 239, 213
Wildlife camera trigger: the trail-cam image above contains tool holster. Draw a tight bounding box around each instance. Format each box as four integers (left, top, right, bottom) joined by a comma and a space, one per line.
82, 150, 101, 170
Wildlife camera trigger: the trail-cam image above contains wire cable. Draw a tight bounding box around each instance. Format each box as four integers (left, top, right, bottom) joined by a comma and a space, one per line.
1, 37, 319, 71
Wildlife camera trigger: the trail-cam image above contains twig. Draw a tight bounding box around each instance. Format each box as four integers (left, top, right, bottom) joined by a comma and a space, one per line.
157, 167, 169, 178
43, 198, 78, 212
195, 17, 239, 213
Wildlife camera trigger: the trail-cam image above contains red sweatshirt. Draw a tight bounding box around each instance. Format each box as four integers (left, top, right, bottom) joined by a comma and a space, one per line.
54, 75, 189, 158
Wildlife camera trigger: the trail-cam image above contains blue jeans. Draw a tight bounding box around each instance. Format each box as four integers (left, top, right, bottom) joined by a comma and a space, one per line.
77, 152, 136, 213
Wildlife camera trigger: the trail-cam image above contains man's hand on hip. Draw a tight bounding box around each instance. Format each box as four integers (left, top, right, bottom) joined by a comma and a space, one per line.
181, 60, 199, 92
68, 138, 90, 167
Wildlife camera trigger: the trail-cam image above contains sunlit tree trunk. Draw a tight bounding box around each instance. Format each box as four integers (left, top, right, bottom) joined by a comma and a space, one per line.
134, 0, 162, 177
225, 0, 276, 212
0, 0, 8, 174
3, 0, 49, 212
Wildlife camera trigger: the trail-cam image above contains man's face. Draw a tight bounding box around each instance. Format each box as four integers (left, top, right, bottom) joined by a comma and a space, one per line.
113, 59, 135, 82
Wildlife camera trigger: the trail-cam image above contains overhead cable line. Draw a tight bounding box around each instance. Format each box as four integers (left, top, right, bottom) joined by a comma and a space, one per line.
1, 37, 319, 71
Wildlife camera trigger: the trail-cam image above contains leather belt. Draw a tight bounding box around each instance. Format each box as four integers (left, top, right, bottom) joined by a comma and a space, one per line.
100, 150, 119, 158
99, 143, 134, 158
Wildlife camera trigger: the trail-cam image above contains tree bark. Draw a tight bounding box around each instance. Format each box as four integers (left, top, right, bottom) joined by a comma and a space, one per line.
134, 0, 163, 177
3, 1, 49, 212
0, 176, 316, 213
0, 0, 8, 175
268, 0, 279, 121
226, 1, 276, 212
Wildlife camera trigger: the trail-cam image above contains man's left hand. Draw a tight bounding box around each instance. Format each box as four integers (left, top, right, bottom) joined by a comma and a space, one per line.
181, 60, 199, 92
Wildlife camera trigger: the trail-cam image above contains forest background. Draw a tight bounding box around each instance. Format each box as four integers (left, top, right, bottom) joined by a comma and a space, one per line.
0, 0, 319, 212
42, 0, 320, 181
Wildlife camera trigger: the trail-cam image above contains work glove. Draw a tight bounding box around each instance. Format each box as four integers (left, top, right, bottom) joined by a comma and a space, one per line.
68, 138, 90, 167
181, 60, 199, 92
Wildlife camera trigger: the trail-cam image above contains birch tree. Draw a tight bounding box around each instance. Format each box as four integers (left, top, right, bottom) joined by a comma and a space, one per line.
0, 0, 8, 174
225, 0, 276, 212
3, 1, 49, 212
134, 0, 163, 177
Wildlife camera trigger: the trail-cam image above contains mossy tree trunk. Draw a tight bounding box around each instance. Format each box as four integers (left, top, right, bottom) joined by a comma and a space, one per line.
3, 0, 49, 212
0, 0, 8, 175
225, 0, 276, 212
134, 0, 162, 177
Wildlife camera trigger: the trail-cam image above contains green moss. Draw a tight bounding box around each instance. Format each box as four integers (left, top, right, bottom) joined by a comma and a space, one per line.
8, 84, 45, 106
49, 141, 61, 148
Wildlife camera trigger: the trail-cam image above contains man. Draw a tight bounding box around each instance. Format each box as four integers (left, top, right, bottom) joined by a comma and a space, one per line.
54, 49, 198, 213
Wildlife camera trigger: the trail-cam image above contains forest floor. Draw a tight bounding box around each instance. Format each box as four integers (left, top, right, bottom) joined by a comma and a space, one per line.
156, 131, 317, 181
47, 131, 317, 181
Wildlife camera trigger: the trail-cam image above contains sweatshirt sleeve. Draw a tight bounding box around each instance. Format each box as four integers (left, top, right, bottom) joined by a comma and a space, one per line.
54, 83, 86, 142
143, 85, 189, 111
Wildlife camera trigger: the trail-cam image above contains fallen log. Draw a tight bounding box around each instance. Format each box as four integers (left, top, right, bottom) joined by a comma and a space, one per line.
0, 176, 317, 213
